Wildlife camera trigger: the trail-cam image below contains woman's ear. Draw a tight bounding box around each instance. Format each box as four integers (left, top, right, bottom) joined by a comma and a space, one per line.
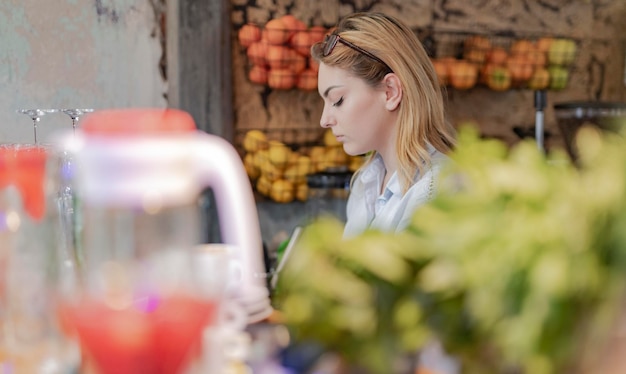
383, 73, 402, 111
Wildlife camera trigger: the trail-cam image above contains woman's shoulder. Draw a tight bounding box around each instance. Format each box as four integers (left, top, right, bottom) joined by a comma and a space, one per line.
422, 148, 450, 176
428, 144, 450, 162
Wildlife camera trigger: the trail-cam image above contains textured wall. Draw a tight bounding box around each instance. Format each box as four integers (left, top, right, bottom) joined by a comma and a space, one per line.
0, 0, 167, 144
231, 0, 626, 148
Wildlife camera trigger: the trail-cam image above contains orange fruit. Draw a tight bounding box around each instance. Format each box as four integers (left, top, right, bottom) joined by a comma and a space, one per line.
449, 60, 478, 90
268, 68, 295, 89
464, 48, 486, 64
479, 63, 494, 84
431, 59, 449, 86
297, 69, 318, 91
266, 45, 292, 70
289, 51, 307, 74
506, 55, 533, 83
510, 39, 535, 56
309, 25, 327, 44
265, 18, 290, 45
526, 49, 547, 68
486, 47, 509, 66
247, 41, 268, 67
248, 65, 268, 85
536, 37, 554, 53
280, 14, 306, 39
291, 31, 313, 56
238, 24, 261, 48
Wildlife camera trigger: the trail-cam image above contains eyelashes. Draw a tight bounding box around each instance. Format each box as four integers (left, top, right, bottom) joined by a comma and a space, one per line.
332, 96, 344, 107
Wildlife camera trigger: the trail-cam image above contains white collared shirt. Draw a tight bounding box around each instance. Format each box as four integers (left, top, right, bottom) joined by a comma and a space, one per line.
343, 148, 448, 239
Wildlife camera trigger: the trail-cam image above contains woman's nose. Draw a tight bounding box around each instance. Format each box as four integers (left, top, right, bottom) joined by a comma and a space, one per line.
319, 107, 334, 128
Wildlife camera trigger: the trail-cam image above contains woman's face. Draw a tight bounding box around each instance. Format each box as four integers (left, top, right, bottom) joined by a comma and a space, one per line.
317, 63, 396, 156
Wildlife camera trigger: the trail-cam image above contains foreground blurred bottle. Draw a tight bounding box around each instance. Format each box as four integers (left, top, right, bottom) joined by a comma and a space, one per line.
0, 144, 79, 373
54, 109, 270, 374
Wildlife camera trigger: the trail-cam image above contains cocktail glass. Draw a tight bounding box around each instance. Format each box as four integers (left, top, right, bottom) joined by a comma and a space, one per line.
60, 109, 94, 135
17, 109, 58, 144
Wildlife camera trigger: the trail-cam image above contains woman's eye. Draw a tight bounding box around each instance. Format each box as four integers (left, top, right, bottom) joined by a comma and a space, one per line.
332, 97, 344, 107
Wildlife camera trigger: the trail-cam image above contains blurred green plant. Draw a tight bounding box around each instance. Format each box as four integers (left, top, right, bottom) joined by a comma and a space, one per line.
275, 124, 626, 374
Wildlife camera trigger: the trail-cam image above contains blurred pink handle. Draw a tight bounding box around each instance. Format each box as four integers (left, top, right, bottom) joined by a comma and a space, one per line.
193, 132, 269, 306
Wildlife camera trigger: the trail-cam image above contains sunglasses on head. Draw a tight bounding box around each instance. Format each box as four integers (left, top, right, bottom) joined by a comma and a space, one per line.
322, 33, 393, 73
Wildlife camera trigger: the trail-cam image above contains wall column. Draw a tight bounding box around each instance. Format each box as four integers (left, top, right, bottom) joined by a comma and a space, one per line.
167, 0, 233, 140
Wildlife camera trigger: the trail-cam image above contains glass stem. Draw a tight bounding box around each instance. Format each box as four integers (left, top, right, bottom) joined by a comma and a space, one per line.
33, 119, 38, 144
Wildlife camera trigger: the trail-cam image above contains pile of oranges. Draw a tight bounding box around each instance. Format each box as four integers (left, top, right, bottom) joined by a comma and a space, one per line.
430, 35, 576, 91
238, 15, 329, 90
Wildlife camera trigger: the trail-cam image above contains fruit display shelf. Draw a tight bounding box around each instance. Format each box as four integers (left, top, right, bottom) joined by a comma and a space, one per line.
424, 31, 578, 92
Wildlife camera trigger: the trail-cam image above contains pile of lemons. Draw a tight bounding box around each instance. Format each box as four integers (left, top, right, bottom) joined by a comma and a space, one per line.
241, 129, 365, 203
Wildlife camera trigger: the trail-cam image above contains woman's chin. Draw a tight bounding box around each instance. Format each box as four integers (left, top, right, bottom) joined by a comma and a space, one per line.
342, 144, 362, 157
346, 149, 370, 158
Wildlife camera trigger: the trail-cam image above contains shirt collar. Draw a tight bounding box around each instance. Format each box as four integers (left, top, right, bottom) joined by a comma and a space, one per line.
361, 144, 439, 196
360, 154, 385, 184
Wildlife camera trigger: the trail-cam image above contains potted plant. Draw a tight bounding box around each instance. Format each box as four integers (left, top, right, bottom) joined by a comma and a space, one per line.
275, 125, 626, 374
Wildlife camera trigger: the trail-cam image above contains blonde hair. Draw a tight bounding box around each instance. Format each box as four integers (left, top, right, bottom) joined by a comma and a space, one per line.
312, 12, 455, 193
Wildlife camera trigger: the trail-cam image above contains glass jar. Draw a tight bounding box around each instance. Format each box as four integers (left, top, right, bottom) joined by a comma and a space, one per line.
0, 143, 79, 373
305, 171, 352, 223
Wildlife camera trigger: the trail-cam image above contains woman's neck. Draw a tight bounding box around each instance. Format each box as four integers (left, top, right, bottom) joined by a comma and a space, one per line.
378, 153, 397, 194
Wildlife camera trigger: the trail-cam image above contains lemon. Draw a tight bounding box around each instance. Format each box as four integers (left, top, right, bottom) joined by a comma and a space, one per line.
253, 149, 269, 169
284, 164, 307, 184
294, 155, 312, 175
256, 175, 272, 196
309, 146, 326, 172
243, 130, 268, 153
316, 146, 348, 171
268, 141, 291, 169
325, 146, 349, 167
270, 179, 295, 203
244, 153, 260, 180
260, 159, 283, 182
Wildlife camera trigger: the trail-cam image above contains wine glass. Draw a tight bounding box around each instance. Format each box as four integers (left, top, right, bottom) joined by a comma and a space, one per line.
0, 143, 81, 372
56, 109, 93, 267
60, 109, 94, 134
16, 109, 58, 144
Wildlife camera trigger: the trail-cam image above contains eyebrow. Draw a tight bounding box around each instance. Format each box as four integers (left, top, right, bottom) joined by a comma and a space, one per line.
322, 85, 342, 98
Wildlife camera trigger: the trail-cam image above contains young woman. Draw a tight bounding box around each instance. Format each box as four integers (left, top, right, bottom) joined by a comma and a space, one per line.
311, 12, 456, 238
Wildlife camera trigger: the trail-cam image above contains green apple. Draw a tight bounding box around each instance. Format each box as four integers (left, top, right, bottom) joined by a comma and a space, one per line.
548, 66, 569, 90
548, 38, 577, 66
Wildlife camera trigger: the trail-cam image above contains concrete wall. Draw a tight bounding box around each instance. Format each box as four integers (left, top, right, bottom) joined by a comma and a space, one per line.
0, 0, 167, 144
